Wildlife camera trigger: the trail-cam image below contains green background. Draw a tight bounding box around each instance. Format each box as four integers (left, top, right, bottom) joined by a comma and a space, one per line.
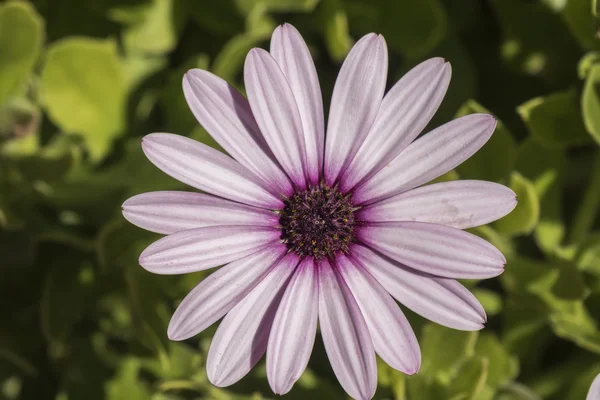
2, 0, 600, 398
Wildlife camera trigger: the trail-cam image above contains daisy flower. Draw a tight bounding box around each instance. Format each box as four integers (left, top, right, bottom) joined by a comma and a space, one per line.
122, 23, 516, 400
589, 374, 600, 400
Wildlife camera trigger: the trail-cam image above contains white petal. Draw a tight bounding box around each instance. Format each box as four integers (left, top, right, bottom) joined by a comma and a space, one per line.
183, 70, 293, 196
206, 253, 300, 387
337, 254, 420, 374
357, 180, 517, 229
139, 226, 280, 274
353, 114, 497, 205
245, 48, 308, 188
168, 244, 287, 340
324, 33, 388, 186
142, 133, 283, 209
587, 374, 600, 400
267, 258, 318, 394
270, 24, 324, 186
340, 58, 451, 192
351, 243, 486, 331
319, 258, 377, 400
122, 191, 279, 235
357, 222, 505, 279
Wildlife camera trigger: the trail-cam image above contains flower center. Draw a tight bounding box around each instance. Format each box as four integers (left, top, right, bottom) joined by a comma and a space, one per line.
279, 182, 355, 259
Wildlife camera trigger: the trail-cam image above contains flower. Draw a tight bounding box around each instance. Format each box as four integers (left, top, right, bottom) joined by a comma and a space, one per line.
122, 23, 516, 400
589, 374, 600, 400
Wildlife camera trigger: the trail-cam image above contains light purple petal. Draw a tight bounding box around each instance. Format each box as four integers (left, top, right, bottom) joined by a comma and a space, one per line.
351, 243, 486, 331
122, 191, 279, 235
356, 222, 505, 279
357, 180, 517, 229
206, 253, 300, 387
318, 258, 377, 400
587, 373, 600, 400
353, 114, 497, 205
324, 33, 388, 186
139, 226, 280, 274
267, 258, 318, 394
336, 254, 420, 374
183, 70, 293, 197
142, 133, 283, 209
244, 48, 308, 188
340, 58, 451, 192
270, 23, 324, 186
168, 244, 287, 341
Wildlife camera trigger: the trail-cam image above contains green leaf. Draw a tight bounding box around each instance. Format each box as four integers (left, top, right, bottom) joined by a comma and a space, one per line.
111, 0, 185, 55
496, 383, 542, 400
40, 37, 126, 161
444, 357, 488, 400
236, 0, 320, 14
472, 289, 503, 317
494, 172, 540, 236
518, 89, 593, 148
515, 138, 567, 253
563, 0, 600, 51
419, 323, 478, 384
0, 2, 44, 104
455, 100, 516, 182
578, 51, 600, 79
320, 0, 353, 61
575, 232, 600, 274
582, 64, 600, 144
542, 0, 568, 12
347, 0, 447, 59
212, 8, 275, 83
474, 333, 519, 388
106, 358, 152, 400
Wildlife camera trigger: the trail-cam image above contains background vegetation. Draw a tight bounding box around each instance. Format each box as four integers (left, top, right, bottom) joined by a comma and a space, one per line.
2, 0, 600, 398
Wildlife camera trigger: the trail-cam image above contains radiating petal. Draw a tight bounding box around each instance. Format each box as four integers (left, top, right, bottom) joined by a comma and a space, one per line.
270, 23, 324, 186
207, 253, 300, 387
356, 222, 505, 279
337, 254, 420, 374
183, 70, 293, 196
139, 226, 280, 274
587, 373, 600, 400
319, 258, 377, 400
350, 244, 486, 330
357, 180, 517, 229
122, 191, 279, 235
168, 244, 287, 341
353, 114, 497, 205
245, 48, 308, 188
340, 58, 451, 192
324, 33, 388, 186
267, 258, 318, 394
142, 133, 282, 209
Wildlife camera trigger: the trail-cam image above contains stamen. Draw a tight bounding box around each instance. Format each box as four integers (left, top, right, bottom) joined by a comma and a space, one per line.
279, 182, 355, 259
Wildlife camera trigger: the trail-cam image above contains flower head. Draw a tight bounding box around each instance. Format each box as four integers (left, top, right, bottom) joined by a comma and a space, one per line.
122, 23, 516, 400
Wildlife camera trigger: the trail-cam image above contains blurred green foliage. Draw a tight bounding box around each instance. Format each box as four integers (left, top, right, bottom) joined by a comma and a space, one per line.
2, 0, 600, 399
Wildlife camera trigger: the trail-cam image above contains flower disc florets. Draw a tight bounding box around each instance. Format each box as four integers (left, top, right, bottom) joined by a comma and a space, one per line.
279, 182, 355, 259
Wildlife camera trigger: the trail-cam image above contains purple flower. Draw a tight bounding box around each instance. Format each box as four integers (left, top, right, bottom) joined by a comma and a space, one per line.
589, 374, 600, 400
122, 23, 516, 400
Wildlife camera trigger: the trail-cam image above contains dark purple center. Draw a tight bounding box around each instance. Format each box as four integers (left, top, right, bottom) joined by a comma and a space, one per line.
279, 182, 355, 259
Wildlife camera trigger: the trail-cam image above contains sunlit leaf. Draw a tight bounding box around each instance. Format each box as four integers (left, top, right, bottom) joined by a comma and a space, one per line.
518, 89, 592, 148
494, 172, 540, 236
0, 2, 44, 104
40, 38, 126, 161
